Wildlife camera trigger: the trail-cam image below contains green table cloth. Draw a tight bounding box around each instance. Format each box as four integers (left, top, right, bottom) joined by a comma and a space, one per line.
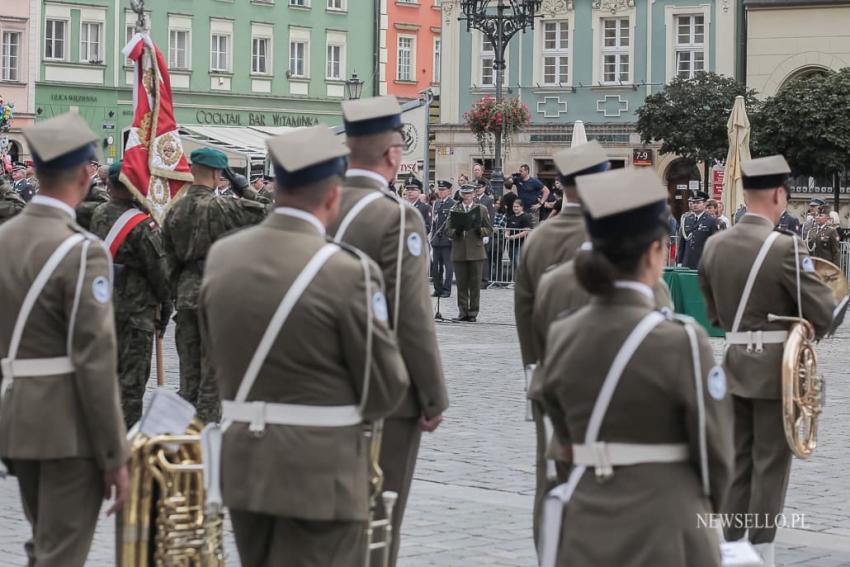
662, 267, 725, 338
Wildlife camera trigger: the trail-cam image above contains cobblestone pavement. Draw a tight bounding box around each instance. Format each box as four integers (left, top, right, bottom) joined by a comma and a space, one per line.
1, 288, 850, 566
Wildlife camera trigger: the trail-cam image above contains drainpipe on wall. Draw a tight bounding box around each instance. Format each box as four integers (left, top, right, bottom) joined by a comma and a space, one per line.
374, 0, 380, 96
738, 1, 748, 83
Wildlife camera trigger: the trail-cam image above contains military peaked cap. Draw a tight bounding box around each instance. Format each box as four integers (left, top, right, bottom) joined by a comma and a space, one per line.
267, 126, 349, 189
342, 96, 402, 137
576, 167, 668, 239
24, 113, 98, 173
741, 155, 791, 190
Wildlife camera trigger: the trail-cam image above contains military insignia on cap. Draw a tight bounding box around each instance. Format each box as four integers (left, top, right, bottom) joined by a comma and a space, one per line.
407, 233, 422, 257
372, 292, 389, 322
802, 256, 815, 273
92, 276, 111, 304
707, 366, 727, 400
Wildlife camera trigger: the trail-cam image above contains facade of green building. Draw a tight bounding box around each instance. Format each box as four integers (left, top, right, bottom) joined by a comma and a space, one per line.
36, 0, 375, 161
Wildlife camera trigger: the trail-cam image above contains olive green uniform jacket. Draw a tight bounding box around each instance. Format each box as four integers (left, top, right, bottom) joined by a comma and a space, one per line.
0, 203, 128, 467
542, 287, 734, 566
74, 182, 109, 230
327, 174, 448, 419
200, 211, 409, 520
699, 215, 835, 399
810, 225, 841, 265
446, 202, 493, 262
514, 204, 586, 366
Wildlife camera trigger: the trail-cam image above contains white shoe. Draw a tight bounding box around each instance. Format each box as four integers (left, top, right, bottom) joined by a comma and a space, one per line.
753, 542, 775, 567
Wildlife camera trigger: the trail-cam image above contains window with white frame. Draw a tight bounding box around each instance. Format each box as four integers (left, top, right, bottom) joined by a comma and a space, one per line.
397, 36, 413, 81
542, 20, 568, 85
601, 17, 629, 83
480, 33, 494, 86
675, 14, 704, 79
80, 22, 103, 63
252, 37, 271, 74
44, 19, 66, 60
125, 24, 135, 65
433, 37, 441, 83
170, 29, 190, 69
327, 0, 344, 9
290, 0, 310, 6
290, 40, 308, 77
2, 32, 21, 81
211, 33, 230, 72
326, 44, 341, 79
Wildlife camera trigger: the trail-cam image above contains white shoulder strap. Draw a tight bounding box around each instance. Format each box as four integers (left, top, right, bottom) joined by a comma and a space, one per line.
233, 243, 339, 403
334, 192, 383, 243
103, 208, 144, 251
539, 311, 665, 567
7, 233, 86, 360
731, 231, 781, 333
683, 323, 710, 497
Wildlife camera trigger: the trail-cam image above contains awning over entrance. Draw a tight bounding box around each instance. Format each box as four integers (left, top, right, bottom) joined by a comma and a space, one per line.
178, 125, 303, 173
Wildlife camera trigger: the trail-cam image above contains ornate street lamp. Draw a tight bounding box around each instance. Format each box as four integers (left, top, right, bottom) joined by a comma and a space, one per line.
460, 0, 542, 196
345, 72, 365, 101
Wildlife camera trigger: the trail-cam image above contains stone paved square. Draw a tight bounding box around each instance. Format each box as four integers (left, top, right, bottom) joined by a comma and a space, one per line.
1, 289, 849, 566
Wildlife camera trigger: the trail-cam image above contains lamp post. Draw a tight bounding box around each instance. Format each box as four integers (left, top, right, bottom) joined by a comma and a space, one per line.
345, 72, 365, 101
459, 0, 541, 197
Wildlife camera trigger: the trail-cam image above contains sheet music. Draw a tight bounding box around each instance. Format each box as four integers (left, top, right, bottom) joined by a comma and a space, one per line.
137, 388, 195, 437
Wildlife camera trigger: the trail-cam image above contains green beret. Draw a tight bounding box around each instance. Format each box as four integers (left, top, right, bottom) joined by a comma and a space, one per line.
108, 161, 122, 184
190, 147, 228, 170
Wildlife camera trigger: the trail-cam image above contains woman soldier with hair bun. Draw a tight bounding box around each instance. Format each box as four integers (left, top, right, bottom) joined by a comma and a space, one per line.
537, 167, 734, 567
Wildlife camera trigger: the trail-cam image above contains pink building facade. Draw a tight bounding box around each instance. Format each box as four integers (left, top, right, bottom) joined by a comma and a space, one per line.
0, 0, 37, 163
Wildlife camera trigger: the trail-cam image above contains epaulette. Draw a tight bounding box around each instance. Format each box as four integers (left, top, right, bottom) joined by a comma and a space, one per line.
774, 227, 796, 237
662, 309, 696, 326
328, 237, 364, 259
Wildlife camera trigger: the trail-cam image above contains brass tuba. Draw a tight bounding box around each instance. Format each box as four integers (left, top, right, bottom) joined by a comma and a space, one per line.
364, 419, 398, 567
769, 258, 849, 460
118, 420, 225, 566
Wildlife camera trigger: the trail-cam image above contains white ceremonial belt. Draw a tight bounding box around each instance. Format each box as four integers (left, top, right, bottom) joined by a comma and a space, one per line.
221, 400, 362, 433
725, 330, 788, 353
572, 442, 689, 481
0, 356, 74, 381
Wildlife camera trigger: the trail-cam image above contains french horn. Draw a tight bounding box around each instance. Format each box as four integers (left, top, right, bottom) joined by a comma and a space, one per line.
768, 257, 849, 459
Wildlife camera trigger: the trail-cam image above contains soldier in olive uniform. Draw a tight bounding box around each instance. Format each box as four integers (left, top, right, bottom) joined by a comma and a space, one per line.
699, 155, 835, 566
162, 147, 271, 423
0, 113, 129, 565
90, 161, 172, 428
447, 185, 493, 322
404, 178, 431, 234
327, 96, 448, 567
539, 168, 733, 567
511, 141, 610, 542
0, 176, 25, 225
430, 180, 455, 298
801, 197, 824, 237
807, 206, 841, 264
681, 191, 718, 269
75, 160, 110, 230
201, 127, 408, 567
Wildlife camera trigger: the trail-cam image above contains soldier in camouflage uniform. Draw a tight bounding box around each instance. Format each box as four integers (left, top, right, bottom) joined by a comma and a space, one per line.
0, 177, 26, 226
90, 161, 172, 428
162, 147, 271, 422
75, 161, 110, 230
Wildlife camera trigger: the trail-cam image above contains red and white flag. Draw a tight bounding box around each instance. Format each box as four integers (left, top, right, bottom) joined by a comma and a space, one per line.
120, 32, 192, 223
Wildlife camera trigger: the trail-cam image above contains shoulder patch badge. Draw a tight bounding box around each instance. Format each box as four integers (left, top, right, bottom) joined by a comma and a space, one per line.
372, 292, 389, 323
707, 366, 727, 400
802, 256, 815, 273
92, 276, 111, 304
407, 233, 422, 257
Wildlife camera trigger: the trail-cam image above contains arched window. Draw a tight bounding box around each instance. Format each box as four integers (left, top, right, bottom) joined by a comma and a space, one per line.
779, 66, 830, 91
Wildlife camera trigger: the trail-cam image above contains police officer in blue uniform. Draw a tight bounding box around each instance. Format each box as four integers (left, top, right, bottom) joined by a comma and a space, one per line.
675, 196, 696, 266
681, 191, 718, 269
431, 180, 454, 298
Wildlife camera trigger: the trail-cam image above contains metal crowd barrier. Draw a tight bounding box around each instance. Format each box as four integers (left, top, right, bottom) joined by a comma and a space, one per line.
839, 241, 850, 282
485, 227, 533, 288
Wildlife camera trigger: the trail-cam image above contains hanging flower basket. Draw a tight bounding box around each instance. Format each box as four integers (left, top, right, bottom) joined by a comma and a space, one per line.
464, 95, 530, 159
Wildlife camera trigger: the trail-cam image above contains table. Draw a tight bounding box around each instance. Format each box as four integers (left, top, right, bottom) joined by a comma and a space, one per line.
662, 267, 725, 338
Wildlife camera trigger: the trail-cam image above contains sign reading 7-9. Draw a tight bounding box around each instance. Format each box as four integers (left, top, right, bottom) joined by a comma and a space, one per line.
633, 148, 653, 166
